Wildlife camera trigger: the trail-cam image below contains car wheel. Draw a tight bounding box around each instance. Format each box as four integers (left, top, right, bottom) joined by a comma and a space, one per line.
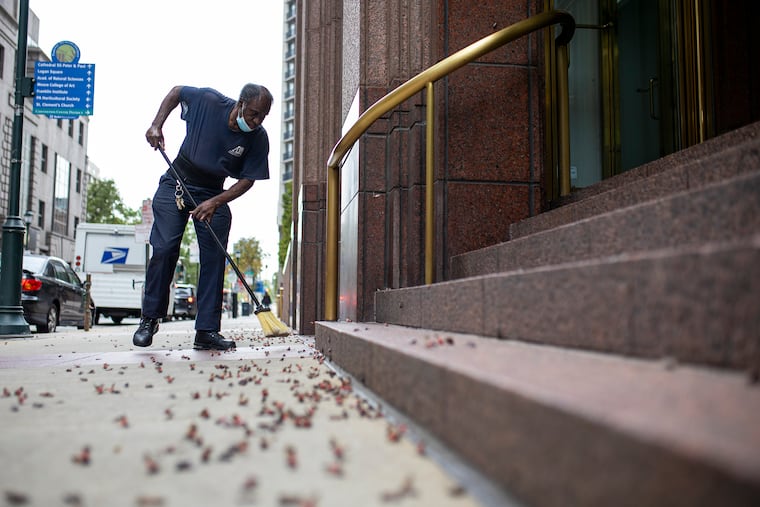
37, 305, 58, 333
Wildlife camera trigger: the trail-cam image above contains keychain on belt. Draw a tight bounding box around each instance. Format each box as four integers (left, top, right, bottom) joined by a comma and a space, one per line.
175, 181, 186, 210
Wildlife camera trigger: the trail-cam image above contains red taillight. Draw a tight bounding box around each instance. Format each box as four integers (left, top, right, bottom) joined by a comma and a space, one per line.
187, 296, 194, 303
21, 278, 42, 291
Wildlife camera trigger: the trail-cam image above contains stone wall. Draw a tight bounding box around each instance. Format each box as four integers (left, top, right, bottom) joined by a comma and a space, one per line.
292, 0, 546, 327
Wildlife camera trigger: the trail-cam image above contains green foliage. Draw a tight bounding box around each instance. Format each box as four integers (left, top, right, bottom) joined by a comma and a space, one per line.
278, 181, 293, 270
177, 222, 199, 285
86, 178, 141, 224
230, 237, 264, 279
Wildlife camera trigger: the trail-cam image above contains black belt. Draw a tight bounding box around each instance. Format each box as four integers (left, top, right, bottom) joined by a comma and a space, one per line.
169, 153, 225, 190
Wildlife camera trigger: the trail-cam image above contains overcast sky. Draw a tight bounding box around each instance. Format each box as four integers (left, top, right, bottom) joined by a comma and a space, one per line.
28, 0, 285, 280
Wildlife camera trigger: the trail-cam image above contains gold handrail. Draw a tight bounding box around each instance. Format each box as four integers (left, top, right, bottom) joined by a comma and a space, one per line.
325, 10, 575, 321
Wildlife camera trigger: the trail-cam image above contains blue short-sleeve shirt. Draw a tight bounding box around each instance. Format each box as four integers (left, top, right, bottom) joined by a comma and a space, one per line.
178, 86, 270, 181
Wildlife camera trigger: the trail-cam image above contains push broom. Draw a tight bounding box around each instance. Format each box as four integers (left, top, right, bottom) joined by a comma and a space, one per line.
158, 147, 291, 337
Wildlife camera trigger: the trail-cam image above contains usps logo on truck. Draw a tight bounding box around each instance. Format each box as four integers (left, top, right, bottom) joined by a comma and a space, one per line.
101, 247, 129, 264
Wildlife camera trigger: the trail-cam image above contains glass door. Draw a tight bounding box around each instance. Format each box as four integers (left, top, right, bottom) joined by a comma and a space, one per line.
554, 0, 677, 188
555, 0, 605, 188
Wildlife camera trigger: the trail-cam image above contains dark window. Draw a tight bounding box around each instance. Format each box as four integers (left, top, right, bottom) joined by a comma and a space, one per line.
38, 200, 45, 228
68, 120, 74, 137
52, 155, 71, 235
175, 287, 193, 297
0, 45, 4, 80
41, 144, 48, 173
75, 168, 82, 193
65, 262, 82, 285
51, 260, 71, 284
78, 122, 84, 145
57, 119, 62, 129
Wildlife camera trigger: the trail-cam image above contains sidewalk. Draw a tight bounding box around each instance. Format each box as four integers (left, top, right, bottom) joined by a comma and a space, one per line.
0, 315, 506, 507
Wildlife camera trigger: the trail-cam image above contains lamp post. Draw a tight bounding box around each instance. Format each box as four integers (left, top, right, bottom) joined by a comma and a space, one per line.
23, 210, 33, 251
0, 0, 32, 337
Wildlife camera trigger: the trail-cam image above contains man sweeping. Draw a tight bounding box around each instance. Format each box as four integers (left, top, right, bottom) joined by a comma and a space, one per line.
133, 84, 273, 351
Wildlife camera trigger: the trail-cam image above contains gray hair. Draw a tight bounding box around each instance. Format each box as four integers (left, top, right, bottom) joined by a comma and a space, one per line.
239, 83, 273, 109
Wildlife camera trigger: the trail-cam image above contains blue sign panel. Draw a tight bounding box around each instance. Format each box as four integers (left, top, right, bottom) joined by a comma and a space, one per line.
33, 61, 95, 118
101, 247, 129, 265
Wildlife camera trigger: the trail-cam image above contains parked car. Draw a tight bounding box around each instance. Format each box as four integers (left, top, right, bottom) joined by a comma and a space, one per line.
173, 283, 197, 319
20, 254, 92, 333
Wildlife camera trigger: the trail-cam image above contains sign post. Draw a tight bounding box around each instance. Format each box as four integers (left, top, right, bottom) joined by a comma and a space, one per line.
0, 0, 33, 337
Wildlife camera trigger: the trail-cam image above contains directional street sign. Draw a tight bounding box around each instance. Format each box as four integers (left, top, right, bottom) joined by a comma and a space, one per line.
32, 61, 95, 118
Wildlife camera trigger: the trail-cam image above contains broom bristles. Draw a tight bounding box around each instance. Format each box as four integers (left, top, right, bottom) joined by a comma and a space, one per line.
256, 308, 291, 337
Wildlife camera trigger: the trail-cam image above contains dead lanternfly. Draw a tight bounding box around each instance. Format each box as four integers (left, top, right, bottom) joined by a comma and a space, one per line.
143, 455, 160, 475
285, 445, 298, 469
325, 461, 343, 477
71, 446, 91, 466
329, 438, 345, 461
386, 423, 407, 442
241, 475, 258, 491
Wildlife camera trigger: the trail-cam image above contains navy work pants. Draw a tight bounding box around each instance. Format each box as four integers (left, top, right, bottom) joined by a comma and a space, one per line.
141, 173, 231, 331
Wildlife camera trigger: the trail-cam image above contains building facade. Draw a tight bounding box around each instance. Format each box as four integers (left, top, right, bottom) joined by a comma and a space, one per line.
277, 0, 297, 323
284, 0, 758, 334
0, 2, 89, 263
282, 0, 296, 188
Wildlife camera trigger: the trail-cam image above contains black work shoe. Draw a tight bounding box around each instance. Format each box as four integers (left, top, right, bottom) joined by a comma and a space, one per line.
133, 317, 159, 347
194, 331, 236, 351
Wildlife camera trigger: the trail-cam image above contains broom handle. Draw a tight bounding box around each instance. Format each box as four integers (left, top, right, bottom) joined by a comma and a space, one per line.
157, 147, 263, 310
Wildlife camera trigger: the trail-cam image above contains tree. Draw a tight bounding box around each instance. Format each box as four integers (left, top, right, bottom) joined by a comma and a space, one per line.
278, 181, 293, 270
86, 178, 141, 224
178, 222, 199, 285
230, 237, 264, 282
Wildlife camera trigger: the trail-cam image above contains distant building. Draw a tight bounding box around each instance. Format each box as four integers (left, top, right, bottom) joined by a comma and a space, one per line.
275, 0, 297, 321
0, 3, 89, 262
278, 1, 297, 251
281, 0, 296, 189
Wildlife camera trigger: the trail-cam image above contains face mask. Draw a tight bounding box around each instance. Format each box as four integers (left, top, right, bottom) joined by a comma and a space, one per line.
237, 104, 255, 133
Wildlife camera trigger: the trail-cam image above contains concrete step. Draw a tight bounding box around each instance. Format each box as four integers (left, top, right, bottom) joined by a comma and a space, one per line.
315, 321, 760, 507
378, 235, 760, 372
451, 168, 760, 279
509, 122, 760, 241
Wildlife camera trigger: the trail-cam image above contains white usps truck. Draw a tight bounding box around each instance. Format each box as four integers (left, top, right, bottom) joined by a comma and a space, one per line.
74, 223, 173, 324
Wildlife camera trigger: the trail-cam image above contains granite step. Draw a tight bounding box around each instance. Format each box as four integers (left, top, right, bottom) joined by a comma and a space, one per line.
451, 168, 760, 279
554, 120, 760, 207
509, 122, 760, 241
378, 234, 760, 372
315, 321, 760, 507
